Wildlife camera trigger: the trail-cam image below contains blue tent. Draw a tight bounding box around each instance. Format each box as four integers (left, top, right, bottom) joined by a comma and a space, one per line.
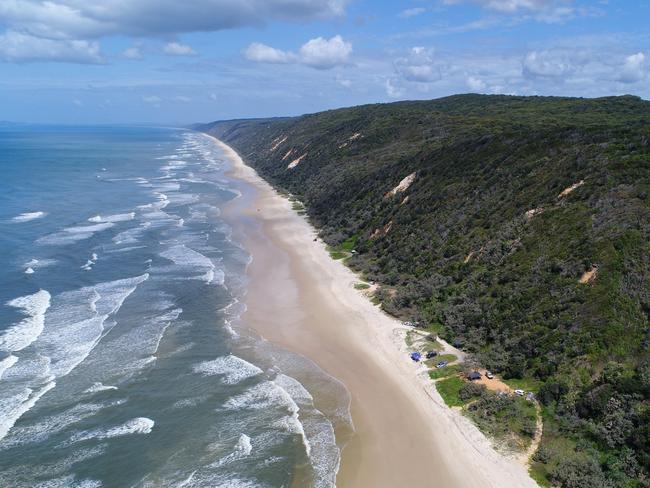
410, 352, 422, 362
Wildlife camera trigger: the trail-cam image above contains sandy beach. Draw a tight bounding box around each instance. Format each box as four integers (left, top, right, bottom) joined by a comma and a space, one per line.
213, 134, 539, 488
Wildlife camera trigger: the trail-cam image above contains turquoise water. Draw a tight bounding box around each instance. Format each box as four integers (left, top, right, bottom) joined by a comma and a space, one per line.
0, 126, 349, 487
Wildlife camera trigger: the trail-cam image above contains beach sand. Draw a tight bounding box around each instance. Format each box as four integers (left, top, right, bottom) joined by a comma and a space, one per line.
213, 135, 539, 488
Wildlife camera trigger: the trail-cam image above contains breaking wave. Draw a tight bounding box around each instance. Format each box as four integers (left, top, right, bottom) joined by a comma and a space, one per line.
11, 211, 47, 222
0, 290, 51, 353
193, 355, 263, 385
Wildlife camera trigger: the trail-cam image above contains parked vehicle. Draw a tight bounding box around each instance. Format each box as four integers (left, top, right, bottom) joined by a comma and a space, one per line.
436, 360, 448, 369
410, 352, 422, 362
514, 389, 525, 396
426, 350, 437, 359
485, 370, 494, 379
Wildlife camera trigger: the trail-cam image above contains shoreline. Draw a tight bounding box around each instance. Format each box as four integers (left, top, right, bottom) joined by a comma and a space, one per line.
211, 134, 538, 488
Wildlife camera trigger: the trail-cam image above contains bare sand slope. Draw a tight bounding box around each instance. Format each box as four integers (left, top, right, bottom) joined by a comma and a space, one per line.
212, 135, 538, 488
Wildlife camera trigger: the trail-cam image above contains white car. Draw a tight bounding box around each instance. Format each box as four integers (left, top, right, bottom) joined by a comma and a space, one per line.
514, 389, 525, 396
485, 371, 494, 379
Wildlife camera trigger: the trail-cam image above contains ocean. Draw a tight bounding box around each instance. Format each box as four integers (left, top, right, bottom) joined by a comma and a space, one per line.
0, 126, 350, 487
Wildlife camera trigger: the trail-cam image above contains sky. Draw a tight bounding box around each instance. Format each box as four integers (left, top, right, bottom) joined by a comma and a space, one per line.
0, 0, 648, 125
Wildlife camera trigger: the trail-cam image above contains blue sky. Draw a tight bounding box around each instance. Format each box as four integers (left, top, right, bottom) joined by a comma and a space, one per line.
0, 0, 648, 124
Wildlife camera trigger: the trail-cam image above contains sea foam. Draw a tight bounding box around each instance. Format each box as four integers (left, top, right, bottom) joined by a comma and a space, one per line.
0, 275, 148, 443
0, 290, 51, 353
11, 211, 47, 222
39, 274, 150, 378
88, 213, 135, 223
66, 417, 154, 445
38, 223, 115, 245
0, 381, 56, 441
193, 355, 263, 384
212, 434, 253, 468
0, 355, 18, 380
159, 245, 220, 284
83, 382, 118, 394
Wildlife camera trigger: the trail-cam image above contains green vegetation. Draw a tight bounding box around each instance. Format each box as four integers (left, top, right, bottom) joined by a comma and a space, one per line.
326, 246, 347, 260
339, 235, 358, 252
436, 353, 458, 363
429, 363, 461, 379
435, 376, 467, 407
353, 282, 370, 290
502, 377, 543, 394
467, 392, 538, 451
201, 94, 650, 487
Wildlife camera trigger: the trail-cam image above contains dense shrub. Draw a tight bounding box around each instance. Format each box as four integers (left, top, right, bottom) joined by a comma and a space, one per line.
458, 382, 487, 401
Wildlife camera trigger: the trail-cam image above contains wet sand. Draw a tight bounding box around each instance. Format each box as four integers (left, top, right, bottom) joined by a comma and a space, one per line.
213, 135, 538, 488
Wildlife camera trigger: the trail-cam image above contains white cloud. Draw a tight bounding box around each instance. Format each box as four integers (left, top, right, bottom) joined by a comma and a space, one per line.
335, 74, 352, 87
385, 78, 403, 98
164, 42, 196, 56
523, 50, 574, 78
399, 7, 426, 18
299, 35, 352, 69
619, 52, 646, 83
445, 0, 565, 13
73, 99, 83, 106
443, 0, 575, 22
0, 0, 348, 39
0, 0, 348, 63
122, 46, 142, 59
0, 30, 103, 63
394, 47, 442, 82
466, 76, 487, 91
142, 95, 162, 103
244, 42, 294, 63
244, 35, 352, 69
173, 95, 191, 102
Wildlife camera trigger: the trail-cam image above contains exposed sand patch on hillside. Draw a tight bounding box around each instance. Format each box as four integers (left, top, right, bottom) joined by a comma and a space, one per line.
270, 135, 287, 151
372, 220, 393, 238
558, 180, 584, 198
339, 133, 362, 149
386, 172, 416, 198
287, 153, 307, 169
579, 266, 598, 284
525, 207, 544, 219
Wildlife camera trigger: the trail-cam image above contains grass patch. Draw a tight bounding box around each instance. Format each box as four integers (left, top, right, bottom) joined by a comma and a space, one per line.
340, 235, 358, 252
329, 250, 347, 260
529, 464, 552, 487
354, 282, 370, 290
425, 338, 444, 350
424, 322, 444, 336
437, 353, 458, 363
435, 376, 467, 407
502, 377, 543, 393
326, 235, 358, 260
429, 364, 461, 380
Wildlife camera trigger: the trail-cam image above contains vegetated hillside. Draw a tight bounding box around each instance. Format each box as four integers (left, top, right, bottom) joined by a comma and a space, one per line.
200, 94, 650, 487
